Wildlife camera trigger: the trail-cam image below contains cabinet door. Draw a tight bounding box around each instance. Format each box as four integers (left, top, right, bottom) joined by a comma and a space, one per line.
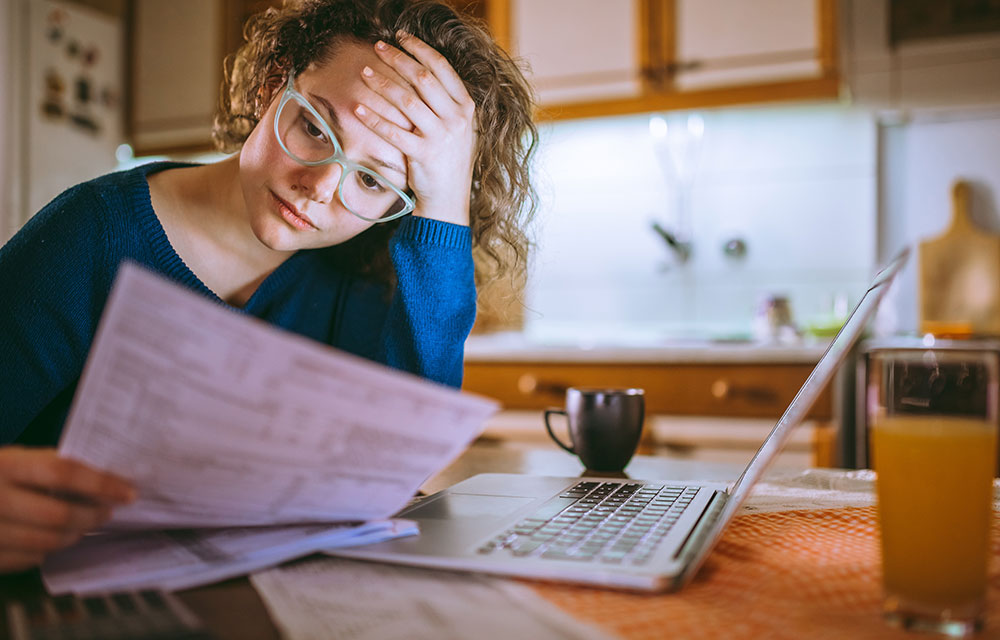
490, 0, 838, 121
128, 0, 281, 155
129, 0, 224, 154
509, 0, 645, 106
672, 0, 827, 91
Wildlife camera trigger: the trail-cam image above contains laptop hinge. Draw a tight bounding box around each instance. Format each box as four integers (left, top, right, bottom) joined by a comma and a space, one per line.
673, 490, 727, 566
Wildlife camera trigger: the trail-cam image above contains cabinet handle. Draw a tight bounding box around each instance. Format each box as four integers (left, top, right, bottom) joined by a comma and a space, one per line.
640, 66, 665, 83
664, 60, 703, 75
710, 379, 730, 399
642, 61, 702, 84
711, 379, 779, 404
517, 374, 568, 397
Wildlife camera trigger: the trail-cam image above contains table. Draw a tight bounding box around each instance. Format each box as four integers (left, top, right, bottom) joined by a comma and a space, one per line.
196, 443, 774, 639
0, 442, 895, 640
211, 443, 785, 639
0, 443, 753, 640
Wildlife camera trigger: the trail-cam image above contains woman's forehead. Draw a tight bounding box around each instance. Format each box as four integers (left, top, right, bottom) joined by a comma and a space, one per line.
301, 41, 411, 130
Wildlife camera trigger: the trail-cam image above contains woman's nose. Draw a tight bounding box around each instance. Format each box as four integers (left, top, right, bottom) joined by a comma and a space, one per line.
295, 163, 342, 205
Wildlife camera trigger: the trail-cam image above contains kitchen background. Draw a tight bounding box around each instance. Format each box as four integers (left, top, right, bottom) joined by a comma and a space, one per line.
2, 0, 1000, 466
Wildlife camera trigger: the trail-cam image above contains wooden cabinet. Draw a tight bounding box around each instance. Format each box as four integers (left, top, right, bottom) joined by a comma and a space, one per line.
126, 0, 279, 155
671, 0, 828, 91
464, 361, 832, 419
127, 0, 221, 154
127, 1, 841, 152
484, 0, 839, 120
508, 0, 645, 106
841, 0, 1000, 110
463, 360, 837, 466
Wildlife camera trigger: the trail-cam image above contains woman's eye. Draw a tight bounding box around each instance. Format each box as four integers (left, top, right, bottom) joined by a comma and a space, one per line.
300, 115, 327, 142
359, 173, 385, 192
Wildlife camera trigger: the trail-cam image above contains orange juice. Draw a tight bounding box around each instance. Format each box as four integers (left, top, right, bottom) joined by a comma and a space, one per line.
871, 415, 997, 608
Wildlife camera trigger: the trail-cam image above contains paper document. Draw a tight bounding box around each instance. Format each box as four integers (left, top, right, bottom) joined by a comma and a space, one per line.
58, 262, 499, 528
43, 519, 418, 595
251, 557, 616, 640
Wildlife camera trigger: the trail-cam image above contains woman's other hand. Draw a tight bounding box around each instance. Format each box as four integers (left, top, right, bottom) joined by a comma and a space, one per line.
356, 31, 477, 226
0, 447, 135, 572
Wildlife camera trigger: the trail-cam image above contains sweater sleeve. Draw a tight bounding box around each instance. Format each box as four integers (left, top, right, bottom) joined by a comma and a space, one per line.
0, 184, 111, 444
337, 215, 476, 389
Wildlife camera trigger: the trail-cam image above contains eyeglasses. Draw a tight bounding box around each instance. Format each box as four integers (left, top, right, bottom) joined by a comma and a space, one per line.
273, 74, 415, 223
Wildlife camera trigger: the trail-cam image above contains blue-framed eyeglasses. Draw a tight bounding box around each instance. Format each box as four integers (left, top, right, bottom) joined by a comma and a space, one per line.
273, 74, 415, 223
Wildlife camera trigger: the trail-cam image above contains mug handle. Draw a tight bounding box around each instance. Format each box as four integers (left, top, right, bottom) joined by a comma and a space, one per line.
544, 408, 576, 454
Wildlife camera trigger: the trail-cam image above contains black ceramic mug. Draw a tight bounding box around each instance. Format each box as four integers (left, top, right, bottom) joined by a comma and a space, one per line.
544, 388, 645, 472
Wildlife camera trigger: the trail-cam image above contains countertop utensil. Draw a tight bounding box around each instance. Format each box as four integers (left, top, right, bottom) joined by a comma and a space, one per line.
918, 180, 1000, 337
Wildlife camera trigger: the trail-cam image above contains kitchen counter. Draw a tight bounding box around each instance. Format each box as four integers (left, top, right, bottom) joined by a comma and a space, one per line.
462, 332, 844, 467
464, 332, 832, 364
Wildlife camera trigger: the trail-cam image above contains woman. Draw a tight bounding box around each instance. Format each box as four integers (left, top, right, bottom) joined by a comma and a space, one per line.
0, 0, 536, 571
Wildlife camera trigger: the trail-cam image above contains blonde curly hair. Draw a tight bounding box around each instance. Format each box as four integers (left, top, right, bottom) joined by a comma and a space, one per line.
214, 0, 537, 288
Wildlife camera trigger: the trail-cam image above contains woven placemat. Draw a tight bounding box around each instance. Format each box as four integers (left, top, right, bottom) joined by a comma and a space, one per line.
530, 506, 1000, 640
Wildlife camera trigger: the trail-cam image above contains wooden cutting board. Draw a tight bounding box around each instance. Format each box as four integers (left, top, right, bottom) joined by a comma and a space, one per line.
919, 180, 1000, 337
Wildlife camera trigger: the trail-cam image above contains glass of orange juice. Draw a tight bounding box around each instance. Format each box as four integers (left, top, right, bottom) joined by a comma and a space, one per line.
868, 347, 998, 637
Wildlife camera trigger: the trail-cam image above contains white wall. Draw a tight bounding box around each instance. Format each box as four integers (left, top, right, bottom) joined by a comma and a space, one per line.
880, 110, 1000, 333
524, 104, 878, 343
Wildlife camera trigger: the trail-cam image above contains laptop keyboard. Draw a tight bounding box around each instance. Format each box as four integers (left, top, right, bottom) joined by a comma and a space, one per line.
476, 481, 700, 565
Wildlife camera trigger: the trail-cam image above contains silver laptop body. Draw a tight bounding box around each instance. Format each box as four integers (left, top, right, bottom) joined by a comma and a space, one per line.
332, 249, 909, 592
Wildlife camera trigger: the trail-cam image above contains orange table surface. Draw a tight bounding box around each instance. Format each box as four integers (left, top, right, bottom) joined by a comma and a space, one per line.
533, 506, 1000, 640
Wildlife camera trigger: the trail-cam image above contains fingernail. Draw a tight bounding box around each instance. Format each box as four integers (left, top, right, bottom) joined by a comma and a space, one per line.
362, 66, 374, 77
396, 30, 408, 40
355, 104, 368, 117
375, 40, 388, 50
125, 487, 137, 503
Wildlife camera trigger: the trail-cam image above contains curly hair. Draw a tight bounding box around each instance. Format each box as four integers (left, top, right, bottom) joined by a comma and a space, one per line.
213, 0, 537, 290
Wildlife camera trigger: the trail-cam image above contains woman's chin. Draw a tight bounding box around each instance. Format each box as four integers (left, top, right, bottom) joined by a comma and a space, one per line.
250, 217, 300, 253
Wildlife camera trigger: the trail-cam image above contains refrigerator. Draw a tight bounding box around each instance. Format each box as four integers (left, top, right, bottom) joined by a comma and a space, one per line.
1, 0, 123, 243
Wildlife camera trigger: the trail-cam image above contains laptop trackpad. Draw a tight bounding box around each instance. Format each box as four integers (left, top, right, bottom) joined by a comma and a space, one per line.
409, 494, 534, 520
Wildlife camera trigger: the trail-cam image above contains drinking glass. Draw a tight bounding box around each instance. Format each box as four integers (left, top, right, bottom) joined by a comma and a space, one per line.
868, 347, 998, 637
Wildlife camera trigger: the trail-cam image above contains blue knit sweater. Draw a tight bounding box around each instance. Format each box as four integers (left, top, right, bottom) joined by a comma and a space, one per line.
0, 162, 476, 446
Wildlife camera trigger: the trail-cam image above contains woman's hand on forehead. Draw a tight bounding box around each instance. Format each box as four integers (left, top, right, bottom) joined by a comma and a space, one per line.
354, 60, 413, 132
353, 31, 476, 227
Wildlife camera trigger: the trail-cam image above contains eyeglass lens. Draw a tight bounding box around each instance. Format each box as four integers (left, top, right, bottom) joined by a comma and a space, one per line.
276, 98, 407, 220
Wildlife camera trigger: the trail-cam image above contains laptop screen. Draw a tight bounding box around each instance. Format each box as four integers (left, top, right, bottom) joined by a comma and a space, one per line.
683, 247, 910, 581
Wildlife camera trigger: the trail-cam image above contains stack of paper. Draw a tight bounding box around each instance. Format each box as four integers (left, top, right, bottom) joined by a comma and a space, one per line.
44, 520, 417, 594
42, 263, 498, 594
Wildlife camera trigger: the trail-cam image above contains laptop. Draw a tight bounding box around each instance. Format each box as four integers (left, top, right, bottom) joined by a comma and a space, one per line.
331, 249, 909, 592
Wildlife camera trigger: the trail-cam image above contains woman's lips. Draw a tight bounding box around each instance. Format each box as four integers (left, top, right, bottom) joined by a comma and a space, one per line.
270, 191, 317, 231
